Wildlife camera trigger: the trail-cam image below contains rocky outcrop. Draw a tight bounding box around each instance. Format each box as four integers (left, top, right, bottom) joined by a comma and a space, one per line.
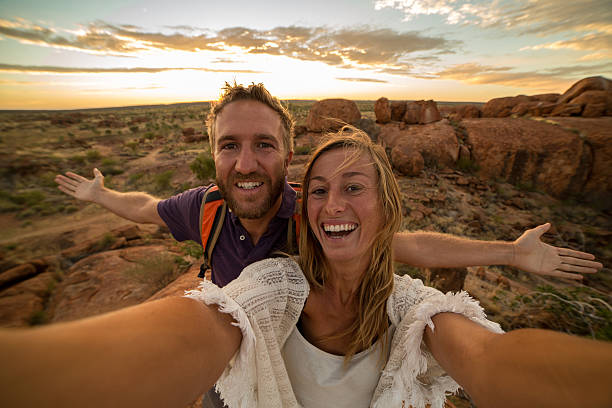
403, 100, 441, 124
374, 97, 391, 123
463, 118, 591, 196
390, 101, 407, 121
47, 245, 184, 323
482, 77, 611, 118
379, 120, 459, 173
306, 99, 361, 132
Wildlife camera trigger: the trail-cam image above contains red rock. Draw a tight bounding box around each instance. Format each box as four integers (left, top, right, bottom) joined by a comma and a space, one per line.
582, 103, 607, 118
551, 117, 612, 205
374, 97, 391, 123
48, 245, 182, 323
550, 103, 583, 116
147, 264, 202, 301
427, 267, 468, 292
391, 147, 424, 176
306, 99, 361, 132
379, 121, 459, 169
390, 101, 407, 121
557, 76, 612, 104
463, 118, 589, 196
458, 104, 481, 119
0, 263, 38, 289
403, 100, 442, 124
0, 292, 44, 327
529, 93, 560, 103
182, 127, 196, 137
482, 95, 531, 117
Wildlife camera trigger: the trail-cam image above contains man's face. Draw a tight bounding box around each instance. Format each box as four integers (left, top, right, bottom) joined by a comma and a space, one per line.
213, 100, 292, 219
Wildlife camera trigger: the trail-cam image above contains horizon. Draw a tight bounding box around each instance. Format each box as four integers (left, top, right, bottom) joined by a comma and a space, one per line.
1, 0, 611, 110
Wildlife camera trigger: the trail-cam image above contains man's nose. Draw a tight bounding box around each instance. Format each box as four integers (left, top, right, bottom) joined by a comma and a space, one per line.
235, 147, 258, 174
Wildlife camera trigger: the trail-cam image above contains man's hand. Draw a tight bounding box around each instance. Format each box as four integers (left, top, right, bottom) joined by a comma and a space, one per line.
512, 223, 603, 280
55, 168, 104, 203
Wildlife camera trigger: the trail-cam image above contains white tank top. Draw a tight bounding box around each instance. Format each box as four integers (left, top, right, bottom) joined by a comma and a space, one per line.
282, 325, 394, 408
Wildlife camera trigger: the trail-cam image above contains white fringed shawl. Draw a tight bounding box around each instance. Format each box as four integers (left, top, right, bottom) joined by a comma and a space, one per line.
185, 258, 503, 408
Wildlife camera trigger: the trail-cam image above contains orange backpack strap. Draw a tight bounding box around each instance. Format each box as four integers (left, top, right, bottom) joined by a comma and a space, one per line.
198, 185, 227, 279
287, 182, 302, 255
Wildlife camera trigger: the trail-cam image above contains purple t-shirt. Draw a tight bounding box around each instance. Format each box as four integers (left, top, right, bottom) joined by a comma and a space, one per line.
157, 181, 298, 287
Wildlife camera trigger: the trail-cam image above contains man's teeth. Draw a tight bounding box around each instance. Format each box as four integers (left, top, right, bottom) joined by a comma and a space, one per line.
323, 224, 357, 232
237, 182, 263, 189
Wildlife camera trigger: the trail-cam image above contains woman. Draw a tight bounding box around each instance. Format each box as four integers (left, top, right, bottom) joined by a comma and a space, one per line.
1, 129, 610, 408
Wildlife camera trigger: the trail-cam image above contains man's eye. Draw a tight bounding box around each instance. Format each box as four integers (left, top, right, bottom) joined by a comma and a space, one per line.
221, 143, 237, 150
257, 142, 274, 149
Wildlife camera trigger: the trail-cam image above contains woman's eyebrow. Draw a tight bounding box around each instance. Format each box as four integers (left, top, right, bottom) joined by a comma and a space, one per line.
309, 171, 369, 183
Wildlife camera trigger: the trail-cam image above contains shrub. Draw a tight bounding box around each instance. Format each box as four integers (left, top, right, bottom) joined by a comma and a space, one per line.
190, 153, 215, 181
86, 149, 101, 162
154, 170, 174, 191
456, 156, 480, 173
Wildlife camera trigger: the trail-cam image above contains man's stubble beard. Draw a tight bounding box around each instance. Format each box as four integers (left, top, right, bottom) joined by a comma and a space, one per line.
216, 172, 285, 219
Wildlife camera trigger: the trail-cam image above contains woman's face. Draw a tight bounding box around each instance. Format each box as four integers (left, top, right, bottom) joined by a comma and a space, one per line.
306, 148, 382, 266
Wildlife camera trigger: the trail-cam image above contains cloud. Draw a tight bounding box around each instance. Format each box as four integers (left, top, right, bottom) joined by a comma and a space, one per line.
336, 77, 388, 83
520, 32, 612, 53
433, 62, 612, 89
0, 63, 264, 74
0, 19, 455, 71
374, 0, 612, 36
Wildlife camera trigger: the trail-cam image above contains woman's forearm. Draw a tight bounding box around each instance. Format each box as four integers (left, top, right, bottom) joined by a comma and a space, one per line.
425, 313, 612, 408
0, 296, 241, 408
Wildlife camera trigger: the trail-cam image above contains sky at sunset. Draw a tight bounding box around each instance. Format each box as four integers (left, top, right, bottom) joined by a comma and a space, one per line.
1, 0, 611, 109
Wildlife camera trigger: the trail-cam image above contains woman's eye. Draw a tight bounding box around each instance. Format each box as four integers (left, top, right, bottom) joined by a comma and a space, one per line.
346, 184, 363, 193
310, 188, 326, 196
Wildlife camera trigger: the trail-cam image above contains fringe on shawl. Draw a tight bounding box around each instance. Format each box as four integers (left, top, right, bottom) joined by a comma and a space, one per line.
373, 291, 503, 408
185, 280, 258, 408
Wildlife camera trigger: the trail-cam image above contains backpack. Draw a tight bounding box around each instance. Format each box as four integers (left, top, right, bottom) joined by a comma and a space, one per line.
197, 182, 302, 279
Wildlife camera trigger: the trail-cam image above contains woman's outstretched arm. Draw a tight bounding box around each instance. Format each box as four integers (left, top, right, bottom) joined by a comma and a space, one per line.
0, 296, 241, 408
424, 312, 612, 408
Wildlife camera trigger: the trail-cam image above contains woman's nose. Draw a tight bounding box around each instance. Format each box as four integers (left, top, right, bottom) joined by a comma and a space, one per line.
324, 189, 346, 214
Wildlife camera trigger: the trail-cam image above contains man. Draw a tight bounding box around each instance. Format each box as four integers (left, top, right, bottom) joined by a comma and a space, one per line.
55, 82, 601, 287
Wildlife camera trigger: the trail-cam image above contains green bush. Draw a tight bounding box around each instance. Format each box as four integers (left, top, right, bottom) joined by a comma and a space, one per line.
190, 153, 215, 181
154, 170, 174, 191
86, 149, 101, 162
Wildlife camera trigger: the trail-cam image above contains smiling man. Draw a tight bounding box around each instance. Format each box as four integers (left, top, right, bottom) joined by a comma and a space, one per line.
56, 82, 602, 287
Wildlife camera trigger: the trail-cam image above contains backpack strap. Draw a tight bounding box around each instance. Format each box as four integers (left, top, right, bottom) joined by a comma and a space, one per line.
198, 185, 227, 279
287, 182, 302, 255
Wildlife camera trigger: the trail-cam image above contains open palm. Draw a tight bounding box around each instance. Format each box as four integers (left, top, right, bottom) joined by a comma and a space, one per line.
55, 168, 105, 202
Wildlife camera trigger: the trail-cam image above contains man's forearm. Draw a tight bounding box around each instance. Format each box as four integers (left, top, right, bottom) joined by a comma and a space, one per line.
392, 231, 514, 268
94, 187, 165, 225
0, 297, 241, 408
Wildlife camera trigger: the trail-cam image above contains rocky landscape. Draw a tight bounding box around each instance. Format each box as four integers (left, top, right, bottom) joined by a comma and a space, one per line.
0, 76, 610, 407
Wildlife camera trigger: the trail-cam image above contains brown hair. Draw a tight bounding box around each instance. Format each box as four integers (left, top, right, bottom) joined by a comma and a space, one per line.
299, 126, 402, 364
206, 81, 294, 153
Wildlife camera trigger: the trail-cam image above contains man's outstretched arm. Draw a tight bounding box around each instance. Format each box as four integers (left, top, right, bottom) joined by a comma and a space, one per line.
392, 223, 602, 280
55, 168, 166, 226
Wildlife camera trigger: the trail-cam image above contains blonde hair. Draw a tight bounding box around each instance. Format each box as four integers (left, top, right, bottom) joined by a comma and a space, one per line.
206, 81, 294, 153
299, 126, 403, 364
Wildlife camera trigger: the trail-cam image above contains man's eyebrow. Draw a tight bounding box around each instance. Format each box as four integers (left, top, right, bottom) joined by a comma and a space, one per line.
216, 133, 279, 143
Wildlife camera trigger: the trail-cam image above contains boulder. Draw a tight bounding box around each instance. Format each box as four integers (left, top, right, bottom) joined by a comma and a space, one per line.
355, 118, 381, 142
550, 103, 583, 117
551, 117, 612, 206
529, 93, 560, 103
306, 99, 361, 132
458, 104, 481, 119
374, 97, 391, 123
379, 121, 459, 169
568, 90, 610, 118
47, 245, 182, 323
0, 271, 56, 327
403, 101, 441, 124
463, 118, 590, 196
391, 146, 424, 176
482, 95, 530, 117
427, 267, 468, 292
557, 76, 612, 104
390, 101, 407, 121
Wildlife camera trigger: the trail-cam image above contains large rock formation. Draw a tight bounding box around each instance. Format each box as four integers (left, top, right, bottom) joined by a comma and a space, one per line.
379, 120, 459, 173
482, 76, 611, 118
463, 118, 591, 196
306, 99, 361, 132
374, 97, 391, 123
403, 100, 442, 124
